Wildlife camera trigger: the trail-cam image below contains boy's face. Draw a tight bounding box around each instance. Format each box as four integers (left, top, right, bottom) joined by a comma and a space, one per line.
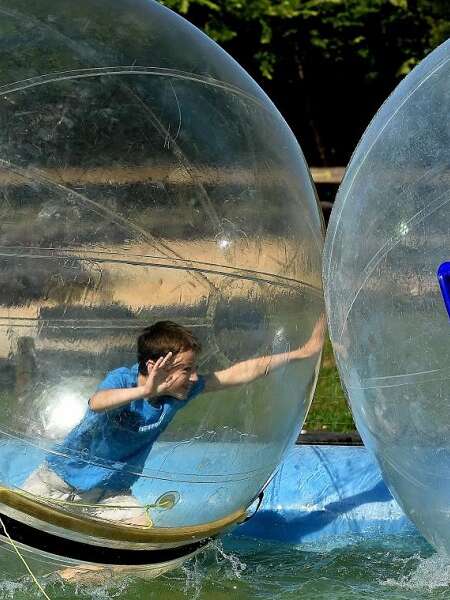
158, 349, 199, 400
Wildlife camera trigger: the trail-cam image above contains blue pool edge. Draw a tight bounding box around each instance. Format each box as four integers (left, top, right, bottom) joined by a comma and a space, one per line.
234, 444, 417, 543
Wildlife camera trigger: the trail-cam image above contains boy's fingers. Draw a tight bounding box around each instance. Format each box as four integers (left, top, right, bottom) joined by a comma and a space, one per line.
312, 315, 326, 337
149, 353, 174, 376
163, 372, 177, 387
152, 357, 163, 370
161, 373, 178, 389
146, 359, 156, 372
160, 352, 173, 368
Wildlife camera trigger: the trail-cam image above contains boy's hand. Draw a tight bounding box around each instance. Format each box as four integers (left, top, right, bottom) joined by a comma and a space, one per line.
143, 352, 181, 398
292, 315, 326, 359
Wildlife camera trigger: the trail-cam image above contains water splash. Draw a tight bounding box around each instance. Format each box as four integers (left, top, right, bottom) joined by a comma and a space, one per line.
383, 552, 450, 592
212, 539, 247, 579
177, 539, 247, 599
1, 534, 446, 599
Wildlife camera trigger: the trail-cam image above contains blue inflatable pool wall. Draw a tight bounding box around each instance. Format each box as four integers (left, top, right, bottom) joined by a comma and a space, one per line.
236, 444, 416, 543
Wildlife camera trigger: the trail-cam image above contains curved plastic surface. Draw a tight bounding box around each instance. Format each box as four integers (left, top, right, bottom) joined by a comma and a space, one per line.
0, 488, 245, 544
324, 41, 450, 552
0, 0, 324, 553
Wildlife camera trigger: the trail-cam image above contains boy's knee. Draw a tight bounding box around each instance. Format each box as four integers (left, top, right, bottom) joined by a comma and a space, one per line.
93, 494, 150, 527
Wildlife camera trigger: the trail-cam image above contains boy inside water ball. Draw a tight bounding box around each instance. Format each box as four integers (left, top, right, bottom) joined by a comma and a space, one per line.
23, 319, 324, 527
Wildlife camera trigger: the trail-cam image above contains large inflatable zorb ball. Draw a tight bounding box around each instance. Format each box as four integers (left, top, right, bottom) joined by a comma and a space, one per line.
0, 0, 324, 575
324, 41, 450, 553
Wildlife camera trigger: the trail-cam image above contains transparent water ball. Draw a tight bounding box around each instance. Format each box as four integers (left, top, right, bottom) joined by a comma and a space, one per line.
324, 40, 450, 553
0, 0, 324, 572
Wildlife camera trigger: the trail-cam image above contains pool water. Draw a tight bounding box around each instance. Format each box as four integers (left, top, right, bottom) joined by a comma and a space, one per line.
2, 534, 450, 599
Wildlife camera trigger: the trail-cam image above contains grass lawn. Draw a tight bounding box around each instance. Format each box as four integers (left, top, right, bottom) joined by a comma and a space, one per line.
304, 336, 356, 432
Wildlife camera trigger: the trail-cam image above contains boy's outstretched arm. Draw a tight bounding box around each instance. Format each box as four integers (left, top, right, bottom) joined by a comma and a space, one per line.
204, 315, 325, 393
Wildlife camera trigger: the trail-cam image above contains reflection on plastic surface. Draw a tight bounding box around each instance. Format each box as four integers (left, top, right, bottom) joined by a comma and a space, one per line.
324, 41, 450, 553
0, 0, 324, 566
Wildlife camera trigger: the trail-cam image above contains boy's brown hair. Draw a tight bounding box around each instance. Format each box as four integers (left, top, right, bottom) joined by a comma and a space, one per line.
137, 321, 201, 375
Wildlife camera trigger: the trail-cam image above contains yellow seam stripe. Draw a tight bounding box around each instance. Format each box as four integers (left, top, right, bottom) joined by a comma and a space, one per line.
0, 487, 246, 543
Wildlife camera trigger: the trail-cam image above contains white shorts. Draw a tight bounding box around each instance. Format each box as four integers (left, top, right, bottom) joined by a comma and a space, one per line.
22, 464, 150, 527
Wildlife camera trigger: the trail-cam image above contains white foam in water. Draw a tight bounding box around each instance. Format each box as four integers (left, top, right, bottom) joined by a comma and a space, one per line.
0, 580, 27, 599
382, 552, 450, 591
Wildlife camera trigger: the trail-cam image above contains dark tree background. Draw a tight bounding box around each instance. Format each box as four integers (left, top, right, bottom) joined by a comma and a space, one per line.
161, 0, 449, 167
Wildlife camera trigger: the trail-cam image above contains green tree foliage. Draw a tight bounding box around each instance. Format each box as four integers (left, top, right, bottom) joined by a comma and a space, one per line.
161, 0, 449, 164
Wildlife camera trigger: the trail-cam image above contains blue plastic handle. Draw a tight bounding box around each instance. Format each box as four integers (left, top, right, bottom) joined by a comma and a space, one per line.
437, 262, 450, 319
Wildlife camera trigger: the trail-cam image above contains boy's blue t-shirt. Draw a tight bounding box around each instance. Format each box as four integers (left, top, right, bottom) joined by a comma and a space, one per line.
47, 364, 205, 493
